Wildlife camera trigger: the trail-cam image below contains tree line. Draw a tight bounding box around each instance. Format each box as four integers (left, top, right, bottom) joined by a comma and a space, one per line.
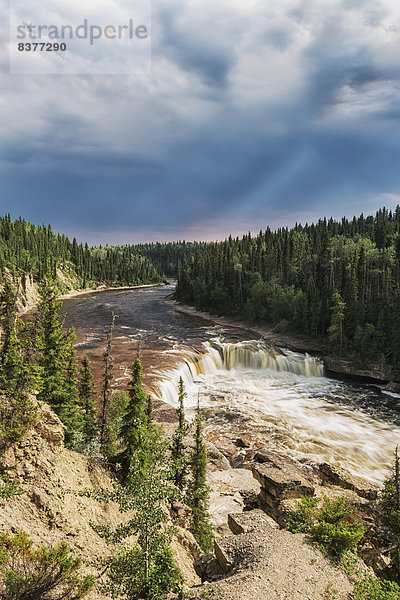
0, 215, 163, 288
176, 207, 400, 367
130, 241, 212, 277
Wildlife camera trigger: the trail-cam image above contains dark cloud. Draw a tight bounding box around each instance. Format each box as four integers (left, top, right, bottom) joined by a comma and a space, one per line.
1, 0, 400, 242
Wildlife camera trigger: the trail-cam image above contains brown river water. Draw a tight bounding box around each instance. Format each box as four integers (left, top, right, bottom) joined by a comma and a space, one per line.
60, 283, 400, 485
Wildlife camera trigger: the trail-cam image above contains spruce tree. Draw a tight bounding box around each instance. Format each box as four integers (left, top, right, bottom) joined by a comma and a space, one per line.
36, 279, 80, 444
100, 314, 115, 448
170, 377, 189, 494
327, 290, 346, 354
119, 356, 147, 476
78, 356, 97, 445
186, 406, 214, 552
0, 280, 23, 394
145, 394, 153, 425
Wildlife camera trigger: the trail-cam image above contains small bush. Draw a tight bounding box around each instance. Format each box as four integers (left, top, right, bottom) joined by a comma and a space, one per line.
312, 497, 365, 557
352, 574, 400, 600
0, 531, 95, 600
286, 496, 320, 533
286, 495, 365, 557
312, 519, 365, 557
0, 394, 37, 450
0, 476, 23, 501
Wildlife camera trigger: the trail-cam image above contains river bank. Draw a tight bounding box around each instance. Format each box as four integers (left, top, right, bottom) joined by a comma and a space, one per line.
19, 281, 166, 315
167, 299, 400, 388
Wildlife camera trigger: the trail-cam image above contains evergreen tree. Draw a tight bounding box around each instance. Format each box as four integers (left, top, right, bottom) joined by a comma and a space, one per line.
0, 280, 23, 394
16, 312, 42, 395
170, 377, 189, 494
78, 356, 97, 445
119, 356, 147, 476
145, 394, 153, 425
186, 406, 214, 552
328, 291, 346, 354
89, 422, 182, 599
100, 314, 115, 449
36, 279, 80, 444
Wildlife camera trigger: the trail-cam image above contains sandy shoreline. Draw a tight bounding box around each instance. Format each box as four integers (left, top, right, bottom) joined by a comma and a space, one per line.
20, 282, 166, 315
59, 282, 166, 301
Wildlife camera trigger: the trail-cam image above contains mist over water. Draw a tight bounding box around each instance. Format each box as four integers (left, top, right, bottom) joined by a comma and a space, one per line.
61, 284, 400, 485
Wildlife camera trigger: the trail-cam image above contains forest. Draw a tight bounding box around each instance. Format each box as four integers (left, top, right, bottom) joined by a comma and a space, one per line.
2, 209, 400, 368
175, 207, 400, 368
0, 214, 163, 287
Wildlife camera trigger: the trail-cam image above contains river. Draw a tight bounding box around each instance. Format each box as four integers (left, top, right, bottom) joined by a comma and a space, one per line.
60, 283, 400, 485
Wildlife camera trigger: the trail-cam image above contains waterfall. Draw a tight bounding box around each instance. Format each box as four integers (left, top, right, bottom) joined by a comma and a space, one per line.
157, 338, 325, 407
204, 339, 325, 377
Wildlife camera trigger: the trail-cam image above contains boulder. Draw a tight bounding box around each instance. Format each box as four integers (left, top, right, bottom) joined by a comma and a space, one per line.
252, 464, 315, 499
194, 553, 224, 582
214, 535, 242, 571
228, 509, 279, 535
212, 436, 241, 464
206, 441, 231, 471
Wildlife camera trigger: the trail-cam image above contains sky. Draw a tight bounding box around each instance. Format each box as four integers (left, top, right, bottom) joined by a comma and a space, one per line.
1, 0, 400, 244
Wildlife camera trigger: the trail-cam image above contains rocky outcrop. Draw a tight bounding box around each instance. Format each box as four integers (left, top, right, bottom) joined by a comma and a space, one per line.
208, 468, 261, 535
252, 462, 315, 524
323, 356, 399, 383
319, 463, 379, 500
0, 399, 200, 598
191, 508, 355, 600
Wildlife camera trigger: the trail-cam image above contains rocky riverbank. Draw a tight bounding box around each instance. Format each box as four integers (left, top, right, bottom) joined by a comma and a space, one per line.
151, 398, 396, 599
156, 398, 394, 600
0, 394, 393, 600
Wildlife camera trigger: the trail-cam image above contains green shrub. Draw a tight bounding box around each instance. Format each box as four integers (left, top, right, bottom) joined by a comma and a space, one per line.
0, 531, 95, 600
0, 394, 37, 450
312, 518, 365, 556
0, 476, 23, 501
286, 496, 320, 533
352, 574, 400, 600
286, 495, 365, 557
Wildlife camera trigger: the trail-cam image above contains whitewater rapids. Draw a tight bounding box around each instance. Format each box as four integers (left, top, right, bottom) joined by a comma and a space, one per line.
156, 338, 399, 485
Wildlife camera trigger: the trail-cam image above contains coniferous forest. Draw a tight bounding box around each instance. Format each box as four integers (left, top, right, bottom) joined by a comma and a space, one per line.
0, 215, 163, 287
176, 207, 400, 368
2, 209, 400, 368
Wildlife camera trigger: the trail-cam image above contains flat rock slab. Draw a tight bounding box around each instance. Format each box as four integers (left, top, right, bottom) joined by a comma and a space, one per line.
319, 463, 378, 500
228, 509, 279, 535
208, 468, 261, 534
252, 464, 315, 499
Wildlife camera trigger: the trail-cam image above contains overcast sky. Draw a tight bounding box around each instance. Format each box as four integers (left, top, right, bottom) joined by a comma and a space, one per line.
1, 0, 400, 244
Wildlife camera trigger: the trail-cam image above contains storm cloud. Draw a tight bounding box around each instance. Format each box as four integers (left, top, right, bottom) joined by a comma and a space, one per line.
1, 0, 400, 243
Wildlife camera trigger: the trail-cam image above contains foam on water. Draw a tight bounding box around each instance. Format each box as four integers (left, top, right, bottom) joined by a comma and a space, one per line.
156, 338, 399, 484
